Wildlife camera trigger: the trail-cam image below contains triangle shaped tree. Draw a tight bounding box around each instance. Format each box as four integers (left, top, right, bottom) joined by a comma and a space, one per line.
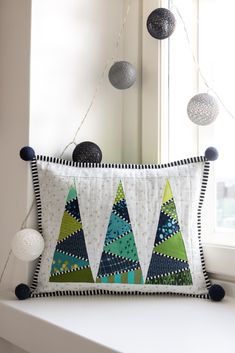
96, 181, 143, 284
146, 180, 193, 285
49, 185, 94, 283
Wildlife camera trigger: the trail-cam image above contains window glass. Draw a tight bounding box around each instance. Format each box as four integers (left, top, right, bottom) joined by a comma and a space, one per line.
199, 0, 235, 230
169, 0, 235, 231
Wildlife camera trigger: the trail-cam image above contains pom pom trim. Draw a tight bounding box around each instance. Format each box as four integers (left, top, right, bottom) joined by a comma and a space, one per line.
20, 146, 35, 161
15, 283, 31, 300
204, 147, 219, 161
209, 284, 225, 302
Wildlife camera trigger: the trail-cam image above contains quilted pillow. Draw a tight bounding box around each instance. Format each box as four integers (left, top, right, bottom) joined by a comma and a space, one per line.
22, 155, 212, 298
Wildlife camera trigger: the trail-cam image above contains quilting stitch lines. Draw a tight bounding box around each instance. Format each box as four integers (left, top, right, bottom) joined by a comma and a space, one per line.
49, 186, 94, 283
145, 180, 193, 285
96, 181, 144, 284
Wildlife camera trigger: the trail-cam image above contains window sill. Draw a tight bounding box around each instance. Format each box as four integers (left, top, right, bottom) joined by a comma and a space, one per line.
203, 243, 235, 281
0, 288, 235, 353
203, 232, 235, 247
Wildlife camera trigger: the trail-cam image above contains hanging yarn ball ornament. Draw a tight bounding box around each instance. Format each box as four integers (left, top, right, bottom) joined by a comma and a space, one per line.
187, 93, 219, 126
146, 8, 176, 40
15, 283, 31, 300
108, 61, 136, 90
19, 146, 35, 161
11, 229, 44, 262
205, 147, 219, 161
209, 284, 225, 302
72, 141, 102, 163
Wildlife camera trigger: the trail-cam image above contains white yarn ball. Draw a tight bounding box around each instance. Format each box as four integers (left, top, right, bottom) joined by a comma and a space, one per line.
11, 229, 44, 261
187, 93, 219, 126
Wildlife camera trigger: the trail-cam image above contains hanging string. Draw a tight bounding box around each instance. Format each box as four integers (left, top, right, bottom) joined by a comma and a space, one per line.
61, 0, 132, 156
20, 199, 36, 230
170, 0, 235, 121
16, 141, 76, 235
22, 0, 132, 225
20, 0, 132, 227
0, 250, 12, 285
0, 199, 36, 287
0, 1, 132, 286
59, 141, 77, 159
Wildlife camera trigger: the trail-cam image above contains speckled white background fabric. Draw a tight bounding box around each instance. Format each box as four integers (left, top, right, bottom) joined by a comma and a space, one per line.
34, 161, 208, 295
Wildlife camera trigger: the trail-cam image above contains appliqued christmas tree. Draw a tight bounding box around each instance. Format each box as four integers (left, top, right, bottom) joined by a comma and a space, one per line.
146, 180, 193, 285
96, 181, 143, 284
49, 186, 94, 283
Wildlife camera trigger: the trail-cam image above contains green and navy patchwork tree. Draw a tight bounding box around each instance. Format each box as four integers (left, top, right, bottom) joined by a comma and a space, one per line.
49, 186, 94, 283
96, 181, 144, 284
146, 180, 193, 285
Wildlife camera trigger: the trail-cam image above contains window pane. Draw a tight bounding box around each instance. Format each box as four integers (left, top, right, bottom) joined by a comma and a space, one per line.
168, 0, 198, 161
199, 0, 235, 230
169, 0, 235, 232
215, 125, 235, 229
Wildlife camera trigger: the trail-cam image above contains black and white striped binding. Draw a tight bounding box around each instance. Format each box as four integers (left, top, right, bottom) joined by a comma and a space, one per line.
197, 161, 211, 289
30, 289, 209, 299
30, 158, 43, 291
36, 155, 206, 169
29, 155, 210, 299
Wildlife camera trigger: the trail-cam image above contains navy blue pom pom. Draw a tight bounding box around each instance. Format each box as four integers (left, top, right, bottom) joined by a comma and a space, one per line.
209, 284, 225, 301
72, 141, 102, 163
15, 283, 31, 300
20, 146, 35, 161
205, 147, 219, 161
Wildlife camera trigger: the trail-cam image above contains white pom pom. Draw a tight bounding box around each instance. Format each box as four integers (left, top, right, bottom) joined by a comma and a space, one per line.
187, 93, 219, 126
11, 229, 44, 261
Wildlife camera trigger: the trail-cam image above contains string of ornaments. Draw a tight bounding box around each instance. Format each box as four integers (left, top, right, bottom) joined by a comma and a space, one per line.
1, 2, 226, 301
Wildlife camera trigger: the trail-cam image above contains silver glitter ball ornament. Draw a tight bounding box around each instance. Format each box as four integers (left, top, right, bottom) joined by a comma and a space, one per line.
72, 141, 102, 163
187, 93, 219, 126
108, 61, 136, 90
147, 8, 176, 40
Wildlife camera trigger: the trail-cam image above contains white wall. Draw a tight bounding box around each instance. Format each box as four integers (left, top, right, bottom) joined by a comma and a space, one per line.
0, 1, 31, 352
30, 0, 122, 161
0, 0, 32, 290
30, 0, 142, 163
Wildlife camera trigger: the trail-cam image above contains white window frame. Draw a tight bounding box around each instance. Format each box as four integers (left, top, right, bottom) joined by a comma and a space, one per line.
142, 0, 169, 164
141, 0, 235, 281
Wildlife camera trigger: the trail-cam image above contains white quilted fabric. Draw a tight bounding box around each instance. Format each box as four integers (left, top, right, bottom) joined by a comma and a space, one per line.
34, 160, 208, 295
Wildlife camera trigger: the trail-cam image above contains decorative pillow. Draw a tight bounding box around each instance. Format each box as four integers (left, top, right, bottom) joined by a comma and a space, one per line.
23, 155, 213, 298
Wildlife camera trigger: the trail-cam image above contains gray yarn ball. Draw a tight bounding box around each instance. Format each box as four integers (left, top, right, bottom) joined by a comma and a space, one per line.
187, 93, 219, 126
108, 61, 136, 90
205, 147, 219, 161
147, 8, 176, 40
